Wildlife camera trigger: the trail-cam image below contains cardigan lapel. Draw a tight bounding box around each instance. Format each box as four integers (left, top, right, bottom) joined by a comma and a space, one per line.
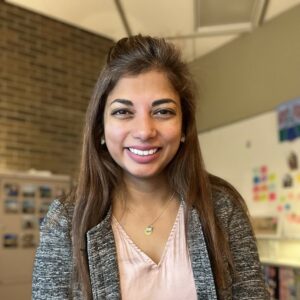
187, 208, 218, 300
87, 210, 120, 300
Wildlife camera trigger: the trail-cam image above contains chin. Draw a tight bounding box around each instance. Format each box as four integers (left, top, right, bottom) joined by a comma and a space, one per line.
125, 168, 165, 181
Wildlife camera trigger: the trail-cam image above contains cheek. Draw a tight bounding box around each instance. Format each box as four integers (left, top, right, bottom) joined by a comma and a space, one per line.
104, 123, 127, 149
168, 132, 181, 144
164, 122, 182, 141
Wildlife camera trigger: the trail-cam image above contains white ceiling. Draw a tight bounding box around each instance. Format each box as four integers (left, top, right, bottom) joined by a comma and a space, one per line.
6, 0, 300, 61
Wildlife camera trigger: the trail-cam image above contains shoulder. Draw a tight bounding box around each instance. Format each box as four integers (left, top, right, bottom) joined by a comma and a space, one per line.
41, 199, 74, 236
33, 199, 76, 299
211, 182, 250, 232
33, 199, 75, 277
212, 186, 237, 216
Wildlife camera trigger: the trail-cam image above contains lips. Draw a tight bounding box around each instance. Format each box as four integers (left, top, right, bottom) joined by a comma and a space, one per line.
125, 146, 161, 163
128, 147, 159, 156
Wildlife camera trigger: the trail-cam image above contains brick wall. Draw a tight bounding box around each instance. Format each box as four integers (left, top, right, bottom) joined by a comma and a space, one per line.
0, 1, 114, 177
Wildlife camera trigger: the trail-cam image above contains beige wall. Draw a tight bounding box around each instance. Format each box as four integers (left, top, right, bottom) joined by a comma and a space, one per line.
190, 5, 300, 132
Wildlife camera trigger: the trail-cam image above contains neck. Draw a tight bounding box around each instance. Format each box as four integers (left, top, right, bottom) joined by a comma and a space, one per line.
113, 173, 173, 211
112, 173, 180, 238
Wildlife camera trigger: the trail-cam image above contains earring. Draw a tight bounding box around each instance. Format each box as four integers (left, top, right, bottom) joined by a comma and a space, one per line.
101, 136, 106, 145
180, 135, 185, 143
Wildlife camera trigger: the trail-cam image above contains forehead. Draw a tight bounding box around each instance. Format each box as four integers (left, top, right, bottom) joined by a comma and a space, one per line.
107, 70, 179, 104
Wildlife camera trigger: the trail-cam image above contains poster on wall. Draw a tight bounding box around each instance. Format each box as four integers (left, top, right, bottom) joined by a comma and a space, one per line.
277, 97, 300, 142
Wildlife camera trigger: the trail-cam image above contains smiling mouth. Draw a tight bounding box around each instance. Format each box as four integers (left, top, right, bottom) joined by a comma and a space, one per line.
128, 147, 160, 156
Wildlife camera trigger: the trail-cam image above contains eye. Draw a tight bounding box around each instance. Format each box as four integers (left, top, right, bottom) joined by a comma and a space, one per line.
153, 109, 176, 118
111, 109, 133, 118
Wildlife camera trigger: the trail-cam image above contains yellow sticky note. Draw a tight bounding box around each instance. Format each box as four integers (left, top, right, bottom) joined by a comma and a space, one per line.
269, 173, 276, 182
296, 174, 300, 183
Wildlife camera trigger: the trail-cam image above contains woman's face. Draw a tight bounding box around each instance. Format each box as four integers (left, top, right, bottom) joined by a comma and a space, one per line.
104, 70, 182, 181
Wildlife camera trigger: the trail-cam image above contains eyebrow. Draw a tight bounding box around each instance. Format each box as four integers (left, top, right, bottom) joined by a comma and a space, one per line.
110, 98, 177, 107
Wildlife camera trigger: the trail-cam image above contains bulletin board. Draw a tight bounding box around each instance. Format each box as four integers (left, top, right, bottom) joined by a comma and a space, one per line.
0, 171, 71, 299
198, 111, 300, 239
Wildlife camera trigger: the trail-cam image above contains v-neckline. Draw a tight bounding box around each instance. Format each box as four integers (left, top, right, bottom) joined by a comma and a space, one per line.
112, 202, 182, 267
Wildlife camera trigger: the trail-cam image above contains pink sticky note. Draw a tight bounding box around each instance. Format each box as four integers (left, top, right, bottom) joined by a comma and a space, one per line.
269, 193, 276, 201
277, 205, 283, 212
261, 175, 267, 182
261, 166, 268, 174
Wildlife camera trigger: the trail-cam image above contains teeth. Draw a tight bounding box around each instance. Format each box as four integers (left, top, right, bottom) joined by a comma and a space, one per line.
129, 148, 158, 156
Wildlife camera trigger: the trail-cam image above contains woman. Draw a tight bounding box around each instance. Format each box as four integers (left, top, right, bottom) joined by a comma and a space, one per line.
32, 35, 269, 300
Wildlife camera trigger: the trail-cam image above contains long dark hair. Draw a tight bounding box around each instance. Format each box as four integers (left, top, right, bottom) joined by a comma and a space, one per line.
70, 34, 249, 299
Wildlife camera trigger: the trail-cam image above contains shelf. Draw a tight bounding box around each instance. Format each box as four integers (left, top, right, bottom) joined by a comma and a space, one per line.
261, 257, 300, 269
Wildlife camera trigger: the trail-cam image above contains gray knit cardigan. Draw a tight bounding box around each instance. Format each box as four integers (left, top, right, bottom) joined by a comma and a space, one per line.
32, 189, 269, 300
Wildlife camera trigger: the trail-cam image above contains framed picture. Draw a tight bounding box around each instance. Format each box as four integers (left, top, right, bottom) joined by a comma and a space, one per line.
3, 234, 18, 248
22, 216, 37, 230
22, 199, 35, 214
4, 183, 19, 197
251, 216, 281, 238
4, 199, 19, 213
39, 185, 52, 198
21, 233, 35, 248
22, 184, 36, 198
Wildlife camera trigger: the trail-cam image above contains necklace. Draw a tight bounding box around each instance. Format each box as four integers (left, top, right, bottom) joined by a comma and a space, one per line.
143, 191, 175, 236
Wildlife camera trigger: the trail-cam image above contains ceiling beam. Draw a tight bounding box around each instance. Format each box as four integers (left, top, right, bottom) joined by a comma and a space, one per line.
114, 0, 132, 37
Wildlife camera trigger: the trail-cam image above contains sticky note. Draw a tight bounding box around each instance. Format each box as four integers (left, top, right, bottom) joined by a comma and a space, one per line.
284, 203, 291, 211
261, 166, 268, 174
254, 194, 260, 201
269, 193, 276, 201
280, 195, 286, 202
260, 194, 267, 201
269, 173, 276, 181
253, 176, 260, 184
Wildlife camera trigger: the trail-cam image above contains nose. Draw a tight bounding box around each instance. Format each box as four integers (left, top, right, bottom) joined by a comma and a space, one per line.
132, 115, 157, 141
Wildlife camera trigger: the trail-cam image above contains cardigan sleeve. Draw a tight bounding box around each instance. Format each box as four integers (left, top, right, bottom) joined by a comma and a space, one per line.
214, 190, 270, 300
32, 200, 74, 300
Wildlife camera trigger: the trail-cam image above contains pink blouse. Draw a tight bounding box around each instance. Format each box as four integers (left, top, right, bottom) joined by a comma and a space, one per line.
112, 203, 197, 300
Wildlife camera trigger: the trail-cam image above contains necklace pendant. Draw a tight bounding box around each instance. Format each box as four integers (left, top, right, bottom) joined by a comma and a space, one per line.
144, 225, 153, 236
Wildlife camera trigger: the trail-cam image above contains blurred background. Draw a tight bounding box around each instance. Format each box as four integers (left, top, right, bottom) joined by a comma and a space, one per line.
1, 0, 300, 299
